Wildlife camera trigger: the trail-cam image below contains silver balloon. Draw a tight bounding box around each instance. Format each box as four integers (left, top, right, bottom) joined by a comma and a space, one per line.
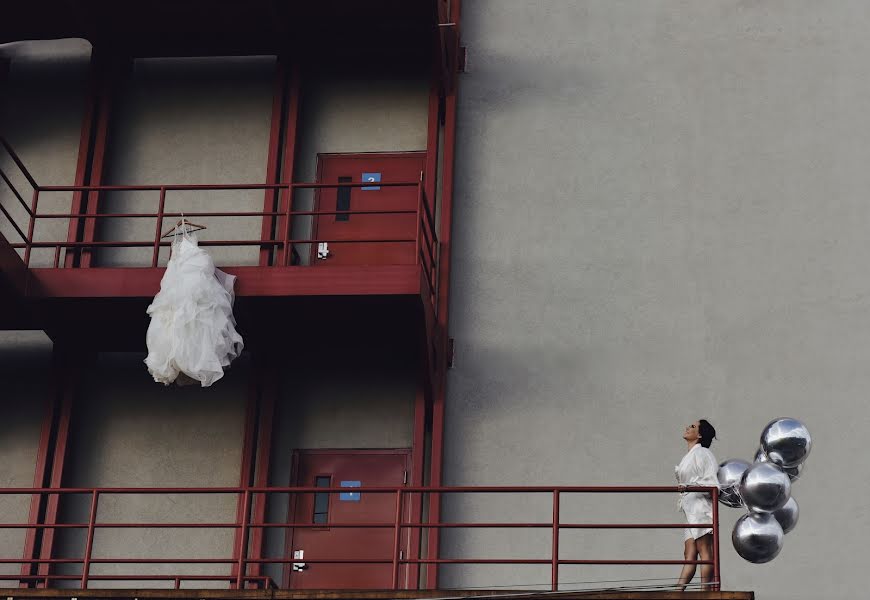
754, 446, 803, 482
771, 497, 799, 534
760, 418, 812, 468
732, 512, 784, 563
717, 459, 751, 508
739, 462, 791, 512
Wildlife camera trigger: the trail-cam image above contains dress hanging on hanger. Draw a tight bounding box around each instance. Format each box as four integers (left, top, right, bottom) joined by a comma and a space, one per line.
144, 218, 244, 387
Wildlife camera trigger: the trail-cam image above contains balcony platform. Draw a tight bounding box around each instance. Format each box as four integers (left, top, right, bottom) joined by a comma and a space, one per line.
0, 590, 754, 600
24, 265, 423, 299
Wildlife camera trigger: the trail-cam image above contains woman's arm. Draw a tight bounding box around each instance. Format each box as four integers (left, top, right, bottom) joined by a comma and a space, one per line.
686, 450, 719, 487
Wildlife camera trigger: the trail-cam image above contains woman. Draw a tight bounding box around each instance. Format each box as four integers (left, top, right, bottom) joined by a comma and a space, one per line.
675, 419, 718, 590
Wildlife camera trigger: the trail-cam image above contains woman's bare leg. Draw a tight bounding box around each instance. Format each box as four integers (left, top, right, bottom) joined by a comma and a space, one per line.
677, 537, 697, 590
697, 533, 714, 588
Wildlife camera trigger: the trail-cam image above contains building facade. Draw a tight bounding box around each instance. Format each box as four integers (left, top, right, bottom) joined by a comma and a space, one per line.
1, 1, 859, 599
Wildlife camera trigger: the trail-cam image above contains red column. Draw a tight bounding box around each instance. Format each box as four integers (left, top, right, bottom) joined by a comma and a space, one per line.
230, 370, 259, 585
29, 346, 82, 588
246, 355, 277, 584
426, 0, 462, 588
65, 49, 128, 268
18, 390, 59, 586
231, 352, 278, 588
259, 58, 301, 267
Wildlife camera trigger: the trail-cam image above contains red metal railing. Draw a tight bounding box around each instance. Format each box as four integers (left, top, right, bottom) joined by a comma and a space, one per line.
0, 137, 439, 304
0, 485, 720, 591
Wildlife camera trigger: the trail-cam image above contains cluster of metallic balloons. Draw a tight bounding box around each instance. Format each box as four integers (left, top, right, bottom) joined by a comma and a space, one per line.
717, 418, 812, 564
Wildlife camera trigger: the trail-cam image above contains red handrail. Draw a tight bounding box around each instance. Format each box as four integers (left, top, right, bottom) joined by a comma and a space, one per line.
0, 137, 439, 273
0, 485, 721, 592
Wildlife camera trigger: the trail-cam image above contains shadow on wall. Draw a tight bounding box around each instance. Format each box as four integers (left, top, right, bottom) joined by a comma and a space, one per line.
460, 50, 601, 109
51, 351, 250, 589
0, 40, 92, 268
0, 331, 52, 583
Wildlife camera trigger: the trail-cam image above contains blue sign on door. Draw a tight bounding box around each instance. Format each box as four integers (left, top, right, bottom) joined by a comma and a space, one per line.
361, 173, 381, 191
340, 480, 361, 501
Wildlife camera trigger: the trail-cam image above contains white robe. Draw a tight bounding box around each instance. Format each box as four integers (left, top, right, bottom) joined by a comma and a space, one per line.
674, 444, 718, 540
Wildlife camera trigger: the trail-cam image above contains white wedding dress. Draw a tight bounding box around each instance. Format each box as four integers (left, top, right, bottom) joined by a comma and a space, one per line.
145, 229, 244, 387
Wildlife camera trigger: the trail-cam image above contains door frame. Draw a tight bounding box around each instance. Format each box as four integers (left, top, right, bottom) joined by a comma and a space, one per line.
309, 152, 427, 265
282, 448, 413, 589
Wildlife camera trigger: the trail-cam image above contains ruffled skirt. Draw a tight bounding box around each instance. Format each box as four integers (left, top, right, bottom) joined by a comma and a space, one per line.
145, 235, 243, 387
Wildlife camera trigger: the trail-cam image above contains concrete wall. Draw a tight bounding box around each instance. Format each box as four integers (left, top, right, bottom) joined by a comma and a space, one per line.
290, 67, 429, 264
0, 332, 52, 583
97, 57, 274, 267
0, 40, 90, 267
261, 333, 417, 585
442, 2, 870, 598
0, 49, 429, 268
54, 352, 250, 589
35, 337, 415, 589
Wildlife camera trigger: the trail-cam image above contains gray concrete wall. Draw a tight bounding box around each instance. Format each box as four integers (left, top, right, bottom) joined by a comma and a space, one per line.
54, 352, 250, 589
0, 332, 52, 584
0, 40, 90, 267
290, 68, 429, 264
41, 341, 415, 589
97, 57, 274, 267
443, 2, 869, 598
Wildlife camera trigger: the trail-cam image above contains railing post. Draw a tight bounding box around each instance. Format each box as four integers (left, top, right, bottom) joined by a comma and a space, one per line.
712, 486, 721, 591
152, 187, 167, 267
391, 489, 404, 590
551, 490, 560, 591
80, 490, 99, 589
24, 188, 39, 267
415, 182, 423, 265
280, 184, 293, 266
235, 489, 252, 589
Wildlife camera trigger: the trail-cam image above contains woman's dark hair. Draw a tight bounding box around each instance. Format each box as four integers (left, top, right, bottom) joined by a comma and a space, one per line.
698, 419, 716, 448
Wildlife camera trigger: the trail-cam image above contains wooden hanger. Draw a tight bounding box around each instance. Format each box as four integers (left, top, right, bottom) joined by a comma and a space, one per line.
161, 216, 207, 239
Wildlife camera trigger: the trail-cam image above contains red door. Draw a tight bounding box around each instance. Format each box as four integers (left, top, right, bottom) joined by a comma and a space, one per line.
286, 450, 411, 589
312, 153, 425, 266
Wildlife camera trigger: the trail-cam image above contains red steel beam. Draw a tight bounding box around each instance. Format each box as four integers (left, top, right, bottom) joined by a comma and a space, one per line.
426, 0, 461, 588
551, 490, 560, 591
423, 74, 440, 227
35, 351, 77, 588
40, 181, 420, 192
407, 385, 427, 589
64, 49, 105, 268
79, 55, 128, 268
247, 358, 277, 581
712, 487, 721, 590
0, 520, 712, 531
27, 264, 423, 298
231, 377, 259, 583
0, 485, 716, 494
259, 58, 289, 267
414, 63, 443, 590
17, 386, 62, 587
276, 64, 301, 267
